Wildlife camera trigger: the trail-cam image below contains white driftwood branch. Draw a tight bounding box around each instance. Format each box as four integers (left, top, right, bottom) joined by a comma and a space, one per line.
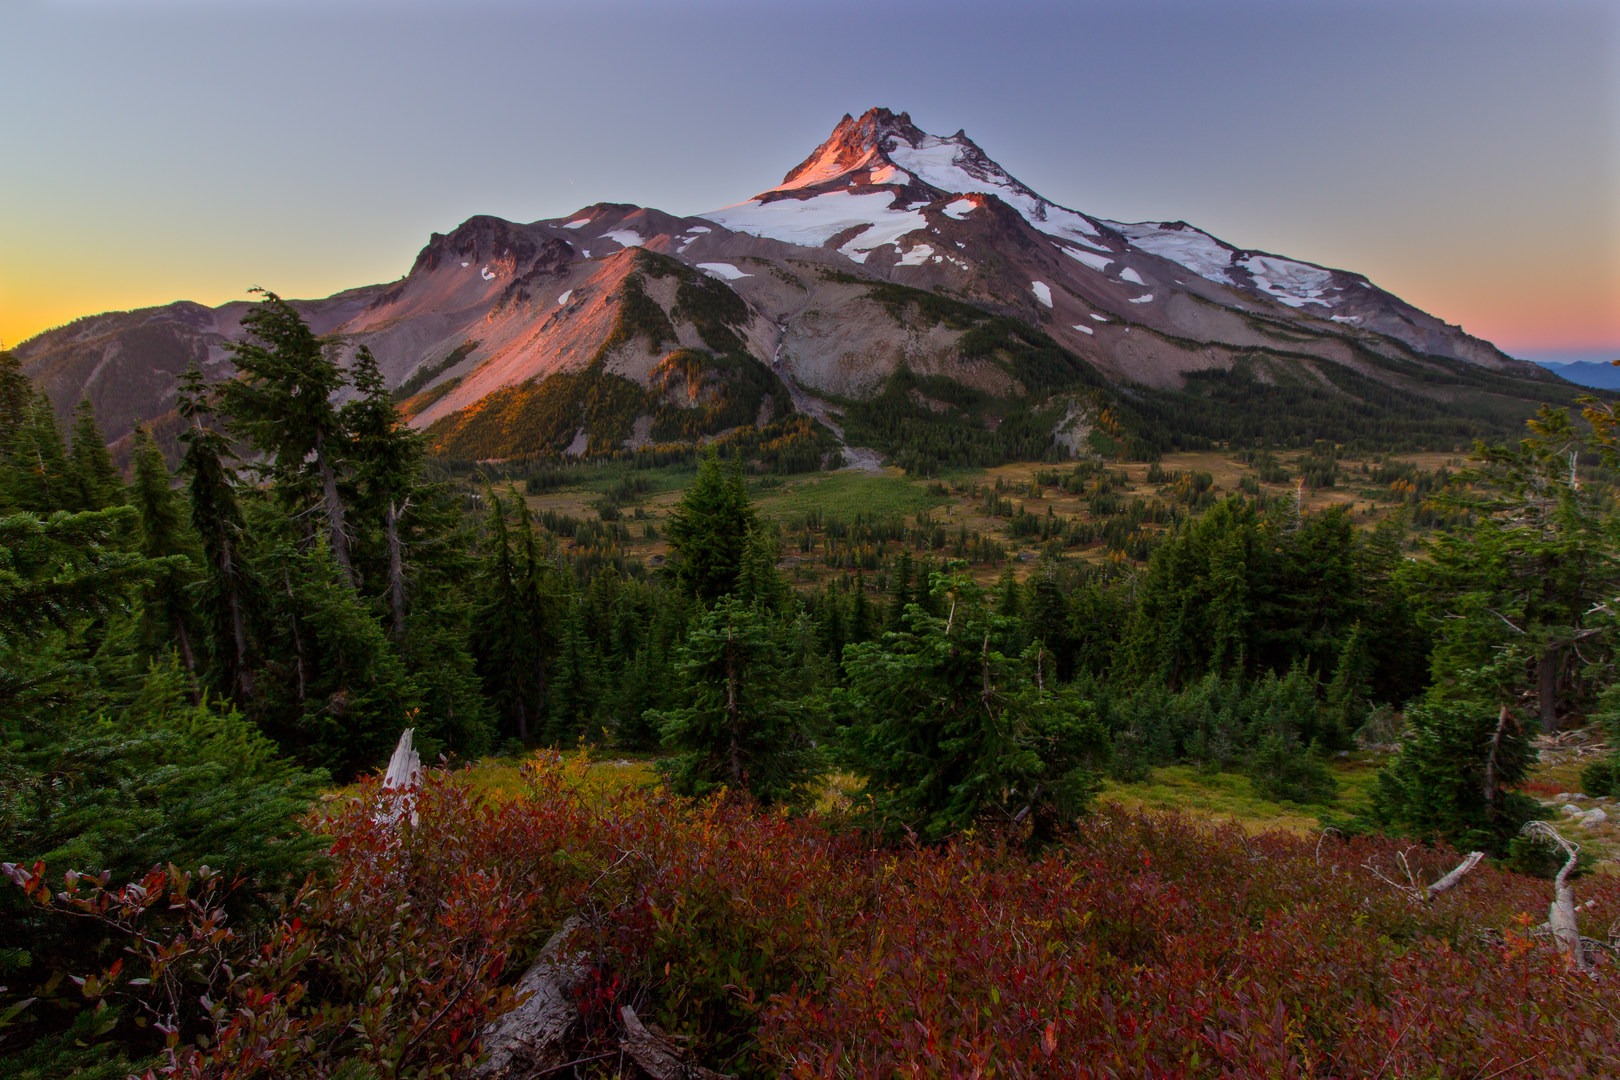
1521, 821, 1590, 972
1363, 847, 1484, 904
1423, 851, 1485, 901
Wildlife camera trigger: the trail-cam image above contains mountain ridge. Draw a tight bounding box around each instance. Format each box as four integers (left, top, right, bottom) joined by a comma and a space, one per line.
15, 106, 1575, 467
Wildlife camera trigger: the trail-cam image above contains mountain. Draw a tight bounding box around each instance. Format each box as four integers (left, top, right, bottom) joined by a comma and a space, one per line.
16, 107, 1577, 468
1534, 360, 1620, 391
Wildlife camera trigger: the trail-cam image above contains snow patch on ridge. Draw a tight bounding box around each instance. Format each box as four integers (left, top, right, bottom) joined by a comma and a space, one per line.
1242, 255, 1334, 308
1063, 247, 1112, 273
897, 244, 934, 267
1119, 267, 1146, 286
600, 230, 646, 249
1072, 324, 1094, 335
697, 262, 750, 280
1106, 221, 1235, 285
563, 218, 592, 229
886, 132, 1106, 248
1031, 281, 1053, 308
703, 190, 928, 260
557, 290, 573, 305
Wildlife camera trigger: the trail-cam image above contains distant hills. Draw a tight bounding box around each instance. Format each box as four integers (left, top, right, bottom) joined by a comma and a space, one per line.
1533, 360, 1620, 391
17, 108, 1584, 467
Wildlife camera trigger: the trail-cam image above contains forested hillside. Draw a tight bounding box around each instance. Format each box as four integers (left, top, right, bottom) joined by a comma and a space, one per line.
3, 294, 1619, 1077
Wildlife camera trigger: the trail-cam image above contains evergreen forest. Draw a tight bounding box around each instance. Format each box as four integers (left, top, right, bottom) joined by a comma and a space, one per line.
4, 294, 1620, 1077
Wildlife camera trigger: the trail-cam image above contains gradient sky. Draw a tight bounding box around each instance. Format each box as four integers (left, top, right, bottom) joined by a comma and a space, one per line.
3, 0, 1616, 362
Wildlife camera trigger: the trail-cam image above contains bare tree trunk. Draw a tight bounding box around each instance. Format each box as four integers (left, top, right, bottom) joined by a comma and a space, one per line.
725, 631, 744, 789
619, 1005, 733, 1080
313, 425, 356, 590
386, 497, 407, 640
219, 532, 254, 699
1483, 705, 1515, 806
283, 567, 307, 706
1538, 646, 1561, 731
1522, 822, 1590, 971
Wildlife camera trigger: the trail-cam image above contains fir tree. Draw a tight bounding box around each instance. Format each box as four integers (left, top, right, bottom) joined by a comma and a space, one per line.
177, 367, 259, 703
651, 595, 821, 806
341, 345, 422, 638
218, 290, 356, 587
665, 449, 756, 604
3, 387, 70, 513
128, 426, 202, 674
841, 573, 1107, 840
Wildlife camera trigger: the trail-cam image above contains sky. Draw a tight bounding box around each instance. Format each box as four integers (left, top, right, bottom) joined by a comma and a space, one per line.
2, 0, 1616, 363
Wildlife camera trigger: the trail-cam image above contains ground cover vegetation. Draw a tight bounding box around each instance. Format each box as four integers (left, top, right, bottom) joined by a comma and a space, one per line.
3, 293, 1619, 1076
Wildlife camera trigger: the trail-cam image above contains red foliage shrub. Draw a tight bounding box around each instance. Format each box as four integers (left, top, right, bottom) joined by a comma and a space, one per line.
12, 755, 1618, 1078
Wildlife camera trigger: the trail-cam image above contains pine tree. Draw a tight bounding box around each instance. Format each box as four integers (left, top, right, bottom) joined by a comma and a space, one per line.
0, 506, 182, 731
471, 492, 559, 744
841, 573, 1107, 840
2, 387, 71, 513
1417, 407, 1615, 728
341, 346, 422, 638
250, 518, 418, 776
1372, 698, 1538, 853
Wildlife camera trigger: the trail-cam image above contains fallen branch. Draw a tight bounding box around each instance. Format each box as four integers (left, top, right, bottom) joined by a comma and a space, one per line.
1363, 848, 1484, 904
619, 1004, 733, 1080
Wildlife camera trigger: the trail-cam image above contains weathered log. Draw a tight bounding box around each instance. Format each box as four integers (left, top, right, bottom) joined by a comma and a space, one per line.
619, 1004, 732, 1080
466, 917, 590, 1079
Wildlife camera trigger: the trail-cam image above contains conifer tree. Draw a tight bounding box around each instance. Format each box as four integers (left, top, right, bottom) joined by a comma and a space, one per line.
665, 448, 756, 604
651, 595, 821, 805
128, 425, 202, 673
2, 387, 70, 513
341, 346, 420, 638
841, 573, 1107, 840
177, 367, 259, 703
219, 290, 356, 587
471, 492, 559, 744
65, 399, 122, 510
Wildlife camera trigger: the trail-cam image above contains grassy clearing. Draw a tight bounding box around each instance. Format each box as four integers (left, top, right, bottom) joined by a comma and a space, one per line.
446, 750, 1383, 842
1098, 758, 1379, 837
750, 470, 951, 522
455, 750, 661, 804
